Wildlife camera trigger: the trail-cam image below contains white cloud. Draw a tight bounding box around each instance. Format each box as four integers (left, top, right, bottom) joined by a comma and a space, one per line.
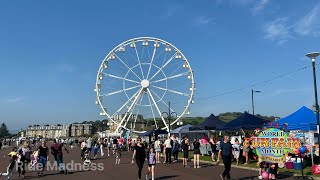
263, 17, 292, 44
193, 16, 214, 26
5, 97, 24, 103
294, 3, 320, 37
252, 0, 269, 15
162, 5, 183, 18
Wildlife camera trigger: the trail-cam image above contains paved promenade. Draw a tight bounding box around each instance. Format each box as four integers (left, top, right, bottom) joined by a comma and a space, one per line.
0, 145, 297, 180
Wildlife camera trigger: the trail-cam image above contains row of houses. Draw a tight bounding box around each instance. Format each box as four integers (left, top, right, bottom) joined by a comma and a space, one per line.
26, 124, 92, 138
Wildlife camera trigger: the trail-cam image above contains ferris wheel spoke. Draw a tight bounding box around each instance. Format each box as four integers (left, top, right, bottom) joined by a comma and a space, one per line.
147, 91, 158, 129
151, 85, 190, 97
146, 46, 157, 79
168, 61, 184, 77
149, 52, 177, 81
147, 88, 169, 131
151, 72, 189, 83
125, 93, 144, 129
150, 89, 175, 113
111, 88, 141, 118
102, 84, 141, 97
104, 73, 140, 84
116, 88, 144, 132
134, 46, 145, 79
114, 53, 142, 81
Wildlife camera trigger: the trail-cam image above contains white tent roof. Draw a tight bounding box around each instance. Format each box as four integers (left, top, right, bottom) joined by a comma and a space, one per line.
170, 124, 193, 134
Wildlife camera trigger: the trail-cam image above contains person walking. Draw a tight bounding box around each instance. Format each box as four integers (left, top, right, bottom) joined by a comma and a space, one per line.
210, 138, 217, 162
181, 136, 190, 168
164, 136, 173, 164
112, 137, 118, 155
131, 137, 146, 180
218, 135, 234, 180
242, 138, 250, 165
172, 137, 179, 163
37, 140, 49, 176
0, 150, 17, 180
51, 139, 69, 174
93, 142, 99, 159
80, 140, 87, 160
87, 137, 92, 158
99, 138, 105, 157
154, 138, 161, 163
17, 141, 32, 178
146, 147, 156, 180
128, 137, 132, 151
107, 139, 112, 156
193, 138, 201, 168
115, 147, 121, 164
232, 138, 240, 166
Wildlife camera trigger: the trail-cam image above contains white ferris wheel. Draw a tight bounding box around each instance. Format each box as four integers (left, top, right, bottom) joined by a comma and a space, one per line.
95, 37, 195, 133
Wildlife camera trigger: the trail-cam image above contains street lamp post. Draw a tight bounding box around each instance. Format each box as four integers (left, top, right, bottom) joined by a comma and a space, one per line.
252, 89, 261, 116
306, 52, 320, 156
162, 101, 177, 136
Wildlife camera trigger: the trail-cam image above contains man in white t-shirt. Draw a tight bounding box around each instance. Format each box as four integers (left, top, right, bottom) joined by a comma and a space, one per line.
87, 137, 92, 157
164, 136, 173, 164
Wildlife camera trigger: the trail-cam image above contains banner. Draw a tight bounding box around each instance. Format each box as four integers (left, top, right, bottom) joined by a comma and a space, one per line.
244, 128, 301, 163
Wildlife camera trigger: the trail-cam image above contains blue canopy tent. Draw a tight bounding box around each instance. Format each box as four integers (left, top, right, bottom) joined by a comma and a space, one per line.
275, 106, 317, 131
189, 114, 226, 131
139, 129, 168, 136
217, 112, 265, 130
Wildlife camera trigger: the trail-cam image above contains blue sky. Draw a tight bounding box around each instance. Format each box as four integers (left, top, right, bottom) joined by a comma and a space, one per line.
1, 0, 320, 130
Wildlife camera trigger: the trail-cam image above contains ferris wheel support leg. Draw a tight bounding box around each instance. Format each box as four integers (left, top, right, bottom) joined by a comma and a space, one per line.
123, 94, 143, 129
115, 88, 143, 132
147, 88, 169, 131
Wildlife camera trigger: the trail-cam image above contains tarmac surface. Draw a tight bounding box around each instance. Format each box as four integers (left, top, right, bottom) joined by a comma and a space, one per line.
0, 143, 297, 180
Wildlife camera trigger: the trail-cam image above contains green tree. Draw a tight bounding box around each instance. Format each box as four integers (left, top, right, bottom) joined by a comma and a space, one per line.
0, 123, 9, 138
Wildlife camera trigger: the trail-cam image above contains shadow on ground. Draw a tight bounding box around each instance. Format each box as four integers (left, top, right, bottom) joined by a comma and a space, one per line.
156, 175, 180, 179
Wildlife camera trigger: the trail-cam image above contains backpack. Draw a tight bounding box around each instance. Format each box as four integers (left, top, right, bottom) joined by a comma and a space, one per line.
173, 140, 179, 152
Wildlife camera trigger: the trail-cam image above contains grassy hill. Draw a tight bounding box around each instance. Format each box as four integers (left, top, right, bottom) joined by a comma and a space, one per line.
181, 112, 278, 125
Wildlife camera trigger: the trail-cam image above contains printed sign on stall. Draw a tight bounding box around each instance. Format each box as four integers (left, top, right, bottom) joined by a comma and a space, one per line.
243, 128, 301, 164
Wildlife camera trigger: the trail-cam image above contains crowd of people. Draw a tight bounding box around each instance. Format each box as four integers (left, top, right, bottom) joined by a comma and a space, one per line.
0, 134, 279, 180
0, 138, 69, 180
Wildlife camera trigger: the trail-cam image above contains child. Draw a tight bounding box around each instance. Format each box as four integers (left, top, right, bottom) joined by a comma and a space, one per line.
258, 159, 269, 179
83, 149, 91, 166
31, 150, 39, 167
146, 147, 156, 180
0, 149, 17, 180
115, 148, 121, 164
232, 138, 240, 166
269, 163, 278, 179
107, 140, 112, 157
93, 142, 99, 159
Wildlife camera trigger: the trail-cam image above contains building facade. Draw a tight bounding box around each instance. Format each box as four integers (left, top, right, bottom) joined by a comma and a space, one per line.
69, 124, 93, 137
26, 124, 92, 138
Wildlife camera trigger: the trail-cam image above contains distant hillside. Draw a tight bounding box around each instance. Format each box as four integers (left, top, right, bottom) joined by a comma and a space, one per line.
79, 112, 278, 133
218, 112, 278, 123
182, 112, 278, 125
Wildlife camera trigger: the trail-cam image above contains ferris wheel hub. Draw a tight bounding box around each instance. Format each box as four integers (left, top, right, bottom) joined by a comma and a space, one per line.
141, 79, 150, 88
